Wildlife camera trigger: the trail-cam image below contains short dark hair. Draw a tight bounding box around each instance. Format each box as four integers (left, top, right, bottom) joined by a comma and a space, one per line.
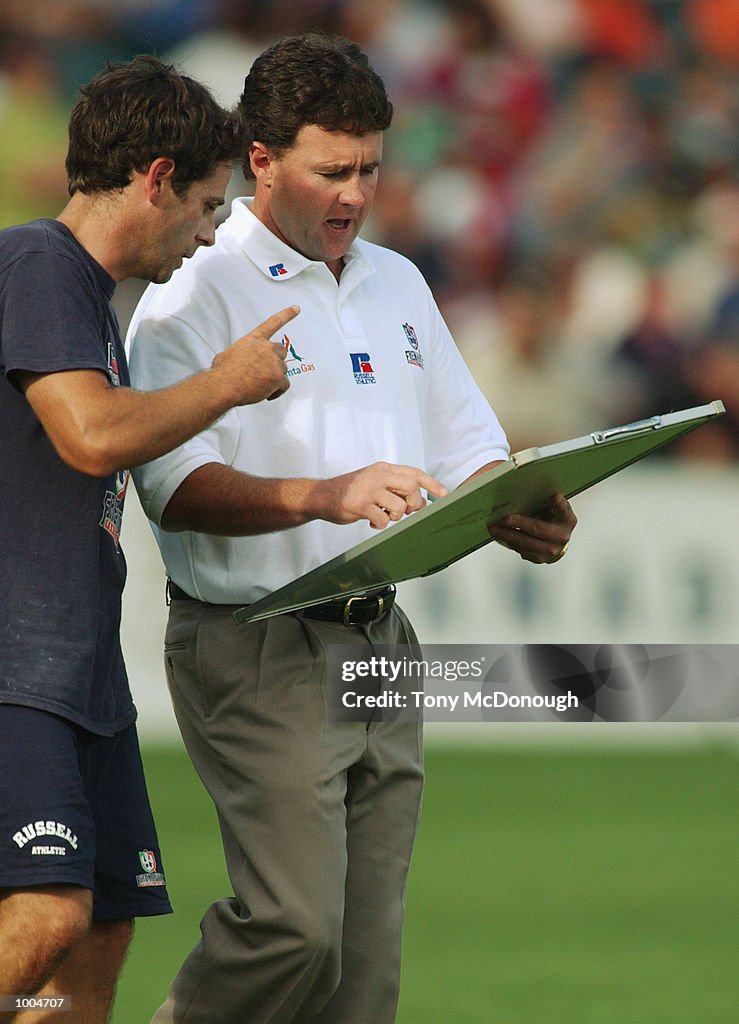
237, 33, 393, 172
66, 55, 239, 198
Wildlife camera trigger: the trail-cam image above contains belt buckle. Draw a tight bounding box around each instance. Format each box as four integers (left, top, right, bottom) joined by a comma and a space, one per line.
342, 592, 385, 627
342, 595, 362, 627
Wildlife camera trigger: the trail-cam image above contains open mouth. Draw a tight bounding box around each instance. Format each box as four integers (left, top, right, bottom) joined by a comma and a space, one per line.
327, 219, 352, 231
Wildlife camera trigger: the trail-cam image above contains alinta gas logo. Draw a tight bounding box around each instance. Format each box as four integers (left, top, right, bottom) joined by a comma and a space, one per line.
282, 335, 316, 377
282, 335, 301, 361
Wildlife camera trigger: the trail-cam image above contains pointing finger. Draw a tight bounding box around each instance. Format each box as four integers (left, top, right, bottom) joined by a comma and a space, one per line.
256, 305, 300, 339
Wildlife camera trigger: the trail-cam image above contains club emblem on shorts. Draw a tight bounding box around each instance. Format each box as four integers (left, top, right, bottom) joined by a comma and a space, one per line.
269, 262, 288, 277
136, 849, 166, 888
402, 323, 424, 369
139, 849, 157, 873
350, 352, 376, 385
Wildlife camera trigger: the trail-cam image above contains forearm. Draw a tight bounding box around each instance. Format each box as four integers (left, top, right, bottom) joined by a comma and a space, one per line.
161, 464, 327, 535
95, 369, 249, 472
21, 367, 243, 478
160, 460, 448, 535
20, 306, 295, 477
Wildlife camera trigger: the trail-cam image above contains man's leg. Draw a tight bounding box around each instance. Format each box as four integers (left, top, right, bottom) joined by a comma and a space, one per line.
0, 886, 90, 1020
0, 886, 132, 1024
23, 917, 133, 1024
312, 607, 425, 1024
311, 717, 424, 1024
0, 704, 98, 1005
0, 707, 169, 1023
151, 603, 379, 1024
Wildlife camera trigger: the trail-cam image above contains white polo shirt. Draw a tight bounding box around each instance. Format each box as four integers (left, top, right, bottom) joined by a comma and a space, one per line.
127, 198, 509, 604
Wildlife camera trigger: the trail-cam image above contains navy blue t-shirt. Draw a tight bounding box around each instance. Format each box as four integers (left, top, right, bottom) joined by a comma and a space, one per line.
0, 219, 135, 735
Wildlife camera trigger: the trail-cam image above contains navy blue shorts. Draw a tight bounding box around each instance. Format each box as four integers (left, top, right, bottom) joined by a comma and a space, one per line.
0, 705, 172, 921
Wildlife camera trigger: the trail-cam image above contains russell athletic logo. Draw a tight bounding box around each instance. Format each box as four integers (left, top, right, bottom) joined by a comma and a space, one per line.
350, 352, 376, 385
12, 820, 79, 857
269, 263, 288, 277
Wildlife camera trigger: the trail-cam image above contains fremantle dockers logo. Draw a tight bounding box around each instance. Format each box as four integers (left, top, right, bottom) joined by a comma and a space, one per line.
139, 849, 157, 873
403, 323, 419, 349
107, 341, 121, 386
136, 848, 166, 888
99, 470, 129, 549
402, 323, 423, 369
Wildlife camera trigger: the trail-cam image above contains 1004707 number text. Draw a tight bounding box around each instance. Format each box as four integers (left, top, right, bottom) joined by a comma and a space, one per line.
0, 996, 71, 1011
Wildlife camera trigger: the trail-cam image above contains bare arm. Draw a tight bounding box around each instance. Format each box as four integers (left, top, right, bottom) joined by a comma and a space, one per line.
160, 454, 574, 554
19, 307, 298, 477
161, 461, 448, 535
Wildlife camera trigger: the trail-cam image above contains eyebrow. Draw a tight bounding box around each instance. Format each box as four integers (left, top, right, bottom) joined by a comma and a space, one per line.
317, 160, 382, 173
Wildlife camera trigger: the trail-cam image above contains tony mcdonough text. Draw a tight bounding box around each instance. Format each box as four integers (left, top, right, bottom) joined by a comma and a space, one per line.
341, 689, 580, 713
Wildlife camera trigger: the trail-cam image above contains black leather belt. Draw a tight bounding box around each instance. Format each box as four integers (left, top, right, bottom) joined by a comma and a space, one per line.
167, 581, 202, 604
167, 581, 396, 627
302, 586, 396, 627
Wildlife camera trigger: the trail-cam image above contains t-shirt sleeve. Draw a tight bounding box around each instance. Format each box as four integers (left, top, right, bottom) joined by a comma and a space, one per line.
1, 251, 110, 384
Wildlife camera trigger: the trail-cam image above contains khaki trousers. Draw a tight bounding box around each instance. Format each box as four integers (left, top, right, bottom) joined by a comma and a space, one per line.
152, 600, 424, 1024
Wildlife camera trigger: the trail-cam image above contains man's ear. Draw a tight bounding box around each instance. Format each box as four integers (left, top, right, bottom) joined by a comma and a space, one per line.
249, 143, 273, 185
144, 157, 177, 203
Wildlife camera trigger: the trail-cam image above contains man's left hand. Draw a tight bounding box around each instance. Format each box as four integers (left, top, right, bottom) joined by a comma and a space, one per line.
487, 492, 577, 564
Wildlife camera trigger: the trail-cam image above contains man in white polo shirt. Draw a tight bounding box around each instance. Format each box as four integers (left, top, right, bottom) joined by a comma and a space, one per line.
127, 33, 577, 1024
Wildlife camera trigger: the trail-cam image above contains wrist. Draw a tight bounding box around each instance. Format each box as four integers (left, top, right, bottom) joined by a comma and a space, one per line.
294, 477, 331, 524
205, 359, 242, 412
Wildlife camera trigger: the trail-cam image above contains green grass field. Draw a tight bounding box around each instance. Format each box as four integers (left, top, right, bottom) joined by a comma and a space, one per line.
115, 739, 738, 1023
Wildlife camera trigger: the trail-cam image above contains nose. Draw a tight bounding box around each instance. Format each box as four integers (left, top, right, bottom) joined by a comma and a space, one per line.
338, 174, 366, 208
196, 214, 217, 248
196, 228, 216, 248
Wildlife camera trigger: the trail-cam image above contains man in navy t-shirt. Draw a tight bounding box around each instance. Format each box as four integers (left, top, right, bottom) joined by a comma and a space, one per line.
0, 56, 294, 1022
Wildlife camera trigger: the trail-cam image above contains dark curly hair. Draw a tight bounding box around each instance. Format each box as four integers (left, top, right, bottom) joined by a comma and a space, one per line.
237, 33, 393, 176
66, 55, 239, 198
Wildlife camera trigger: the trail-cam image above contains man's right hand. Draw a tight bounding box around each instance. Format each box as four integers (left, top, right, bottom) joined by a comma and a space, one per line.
212, 305, 298, 405
314, 462, 449, 530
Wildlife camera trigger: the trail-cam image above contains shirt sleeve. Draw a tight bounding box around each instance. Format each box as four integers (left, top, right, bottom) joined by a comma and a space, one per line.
418, 279, 510, 489
127, 301, 232, 526
2, 251, 110, 382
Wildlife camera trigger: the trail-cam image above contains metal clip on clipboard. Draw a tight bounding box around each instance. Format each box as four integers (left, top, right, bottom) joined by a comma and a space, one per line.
591, 416, 661, 444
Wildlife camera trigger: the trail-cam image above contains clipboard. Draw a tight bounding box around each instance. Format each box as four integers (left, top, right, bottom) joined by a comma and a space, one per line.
234, 400, 725, 623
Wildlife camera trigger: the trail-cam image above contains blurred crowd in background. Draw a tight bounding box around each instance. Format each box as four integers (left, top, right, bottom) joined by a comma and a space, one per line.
1, 0, 737, 458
